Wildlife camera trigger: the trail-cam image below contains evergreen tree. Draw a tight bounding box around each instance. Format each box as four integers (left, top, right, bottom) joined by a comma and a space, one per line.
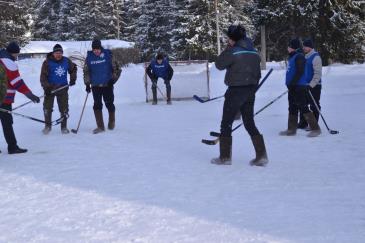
0, 0, 30, 46
33, 0, 62, 40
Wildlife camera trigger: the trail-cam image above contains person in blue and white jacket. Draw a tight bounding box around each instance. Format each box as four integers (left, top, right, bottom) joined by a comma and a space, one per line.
84, 39, 122, 134
146, 53, 174, 105
297, 39, 323, 129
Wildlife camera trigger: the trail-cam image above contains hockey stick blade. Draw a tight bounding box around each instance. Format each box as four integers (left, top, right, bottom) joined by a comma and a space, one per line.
209, 131, 221, 137
330, 130, 339, 134
201, 138, 219, 145
193, 95, 206, 103
71, 129, 78, 134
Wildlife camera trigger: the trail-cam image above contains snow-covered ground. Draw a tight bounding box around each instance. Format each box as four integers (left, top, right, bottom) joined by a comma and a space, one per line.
0, 57, 364, 243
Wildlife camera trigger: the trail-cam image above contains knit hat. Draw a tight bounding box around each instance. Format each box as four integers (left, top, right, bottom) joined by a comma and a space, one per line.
288, 38, 302, 50
92, 39, 102, 49
226, 25, 246, 42
156, 53, 164, 60
303, 39, 314, 49
6, 42, 20, 54
53, 44, 63, 53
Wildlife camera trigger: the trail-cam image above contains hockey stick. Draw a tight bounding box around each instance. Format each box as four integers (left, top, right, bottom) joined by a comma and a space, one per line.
193, 94, 225, 103
0, 108, 65, 126
201, 68, 274, 145
156, 85, 167, 101
71, 92, 89, 134
12, 85, 69, 111
308, 89, 339, 135
209, 89, 289, 138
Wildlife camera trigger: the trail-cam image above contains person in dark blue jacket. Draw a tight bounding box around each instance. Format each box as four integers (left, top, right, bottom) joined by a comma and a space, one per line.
84, 39, 122, 134
279, 39, 321, 137
40, 44, 77, 134
146, 53, 174, 105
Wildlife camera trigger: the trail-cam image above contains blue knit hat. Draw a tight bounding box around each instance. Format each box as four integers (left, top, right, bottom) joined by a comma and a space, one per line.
6, 41, 20, 54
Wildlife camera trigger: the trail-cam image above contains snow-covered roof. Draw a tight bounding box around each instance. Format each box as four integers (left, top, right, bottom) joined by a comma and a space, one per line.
21, 39, 135, 56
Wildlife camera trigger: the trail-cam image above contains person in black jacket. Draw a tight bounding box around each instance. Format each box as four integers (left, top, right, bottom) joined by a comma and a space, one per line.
211, 25, 268, 166
146, 53, 174, 105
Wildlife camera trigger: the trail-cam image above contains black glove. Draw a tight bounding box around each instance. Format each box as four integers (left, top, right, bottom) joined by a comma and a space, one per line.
69, 80, 76, 86
85, 85, 91, 93
44, 87, 52, 95
25, 92, 40, 103
108, 79, 115, 87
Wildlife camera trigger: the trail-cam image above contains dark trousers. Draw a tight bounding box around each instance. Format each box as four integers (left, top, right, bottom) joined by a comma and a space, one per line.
0, 104, 17, 150
288, 86, 310, 116
43, 88, 69, 114
92, 86, 115, 112
220, 86, 260, 137
151, 79, 171, 98
299, 85, 321, 123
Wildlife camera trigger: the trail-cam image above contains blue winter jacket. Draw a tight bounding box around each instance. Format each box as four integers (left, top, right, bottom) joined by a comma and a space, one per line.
286, 50, 307, 86
86, 49, 113, 86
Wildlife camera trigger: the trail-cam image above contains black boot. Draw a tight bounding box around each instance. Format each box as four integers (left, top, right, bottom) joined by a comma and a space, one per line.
249, 134, 268, 166
152, 88, 157, 105
211, 136, 232, 165
8, 146, 27, 154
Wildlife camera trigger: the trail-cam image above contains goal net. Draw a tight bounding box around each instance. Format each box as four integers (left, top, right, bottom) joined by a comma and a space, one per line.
144, 60, 210, 102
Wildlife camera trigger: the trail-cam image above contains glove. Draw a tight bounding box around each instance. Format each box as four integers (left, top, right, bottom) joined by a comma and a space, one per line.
25, 92, 40, 103
44, 87, 52, 95
85, 85, 91, 93
69, 80, 76, 86
108, 79, 115, 87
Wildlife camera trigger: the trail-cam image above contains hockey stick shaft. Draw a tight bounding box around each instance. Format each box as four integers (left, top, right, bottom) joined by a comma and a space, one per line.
12, 84, 69, 111
0, 107, 64, 125
308, 89, 339, 134
156, 85, 167, 101
72, 93, 89, 133
202, 68, 273, 145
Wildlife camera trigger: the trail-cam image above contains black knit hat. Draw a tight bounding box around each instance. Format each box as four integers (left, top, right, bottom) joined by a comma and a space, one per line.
303, 39, 314, 48
226, 25, 246, 42
6, 41, 20, 54
53, 44, 63, 53
156, 53, 164, 60
288, 38, 302, 50
92, 39, 102, 49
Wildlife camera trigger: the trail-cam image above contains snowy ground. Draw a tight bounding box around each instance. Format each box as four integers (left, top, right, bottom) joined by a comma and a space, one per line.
0, 58, 364, 243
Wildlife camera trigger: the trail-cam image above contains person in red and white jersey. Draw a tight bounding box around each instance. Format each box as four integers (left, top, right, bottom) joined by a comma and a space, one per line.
0, 41, 40, 154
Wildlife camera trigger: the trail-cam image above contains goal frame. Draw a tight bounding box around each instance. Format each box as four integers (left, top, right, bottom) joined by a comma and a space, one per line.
144, 60, 210, 102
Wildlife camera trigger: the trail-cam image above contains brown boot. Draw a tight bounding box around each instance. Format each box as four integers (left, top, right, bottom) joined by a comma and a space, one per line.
108, 111, 115, 130
42, 109, 52, 135
61, 117, 70, 134
279, 114, 297, 136
303, 112, 321, 137
249, 134, 268, 166
211, 136, 232, 165
93, 109, 105, 134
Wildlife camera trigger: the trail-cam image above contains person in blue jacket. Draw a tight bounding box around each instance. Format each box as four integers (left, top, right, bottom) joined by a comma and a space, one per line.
146, 53, 174, 105
40, 44, 77, 134
84, 39, 122, 134
279, 39, 321, 137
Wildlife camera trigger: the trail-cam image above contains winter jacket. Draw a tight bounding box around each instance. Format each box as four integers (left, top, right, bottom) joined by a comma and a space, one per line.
146, 58, 174, 81
286, 49, 306, 86
0, 49, 31, 104
84, 49, 122, 86
304, 49, 322, 88
215, 39, 261, 87
40, 53, 77, 88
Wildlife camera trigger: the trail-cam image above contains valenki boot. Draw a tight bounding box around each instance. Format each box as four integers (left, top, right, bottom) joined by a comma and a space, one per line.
61, 115, 70, 134
93, 109, 105, 134
211, 136, 232, 165
279, 114, 297, 136
249, 134, 268, 166
108, 111, 115, 130
303, 112, 321, 137
152, 88, 157, 105
42, 109, 52, 135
